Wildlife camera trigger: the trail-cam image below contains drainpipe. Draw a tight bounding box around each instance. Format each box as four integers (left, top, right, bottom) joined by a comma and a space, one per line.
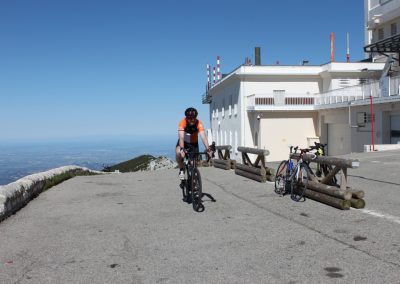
370, 95, 375, 151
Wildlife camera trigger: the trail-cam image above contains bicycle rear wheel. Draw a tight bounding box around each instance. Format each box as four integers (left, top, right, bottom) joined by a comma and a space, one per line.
322, 164, 338, 185
291, 164, 308, 202
275, 160, 288, 195
191, 168, 203, 211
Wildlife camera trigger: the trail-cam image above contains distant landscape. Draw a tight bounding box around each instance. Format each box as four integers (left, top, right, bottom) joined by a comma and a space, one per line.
0, 136, 176, 185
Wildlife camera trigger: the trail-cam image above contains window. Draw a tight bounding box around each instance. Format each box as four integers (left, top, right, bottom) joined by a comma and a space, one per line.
391, 23, 397, 36
378, 28, 384, 40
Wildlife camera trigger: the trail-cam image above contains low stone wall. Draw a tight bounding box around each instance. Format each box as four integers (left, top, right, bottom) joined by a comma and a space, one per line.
0, 166, 102, 222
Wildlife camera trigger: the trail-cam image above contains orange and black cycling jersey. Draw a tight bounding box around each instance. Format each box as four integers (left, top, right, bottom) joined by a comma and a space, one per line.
178, 118, 205, 144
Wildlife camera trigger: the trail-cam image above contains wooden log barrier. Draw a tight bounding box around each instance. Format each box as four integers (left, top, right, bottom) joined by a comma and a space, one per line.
346, 188, 365, 199
213, 158, 231, 170
350, 198, 366, 209
215, 145, 232, 160
213, 145, 234, 170
304, 188, 351, 210
234, 168, 266, 183
290, 154, 360, 169
289, 152, 365, 209
307, 180, 352, 200
234, 147, 273, 182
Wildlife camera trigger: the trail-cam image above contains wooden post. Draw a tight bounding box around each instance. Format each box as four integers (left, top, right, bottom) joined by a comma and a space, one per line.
340, 167, 347, 190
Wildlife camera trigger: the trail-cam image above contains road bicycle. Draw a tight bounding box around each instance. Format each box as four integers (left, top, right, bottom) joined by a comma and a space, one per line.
274, 146, 315, 202
180, 142, 216, 212
309, 142, 337, 185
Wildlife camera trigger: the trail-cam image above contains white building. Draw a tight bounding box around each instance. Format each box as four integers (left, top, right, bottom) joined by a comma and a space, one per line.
364, 0, 400, 67
203, 1, 400, 162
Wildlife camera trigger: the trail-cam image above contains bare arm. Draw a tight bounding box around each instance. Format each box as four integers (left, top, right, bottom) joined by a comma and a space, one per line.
178, 130, 185, 149
199, 130, 209, 150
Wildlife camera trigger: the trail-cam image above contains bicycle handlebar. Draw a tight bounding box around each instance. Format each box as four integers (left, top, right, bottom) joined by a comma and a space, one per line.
183, 141, 216, 161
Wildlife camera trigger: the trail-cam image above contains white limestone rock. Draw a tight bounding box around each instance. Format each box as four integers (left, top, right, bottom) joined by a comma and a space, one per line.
148, 156, 177, 171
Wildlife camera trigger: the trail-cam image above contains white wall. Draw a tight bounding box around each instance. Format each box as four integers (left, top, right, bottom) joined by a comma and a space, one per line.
319, 101, 400, 154
210, 81, 241, 159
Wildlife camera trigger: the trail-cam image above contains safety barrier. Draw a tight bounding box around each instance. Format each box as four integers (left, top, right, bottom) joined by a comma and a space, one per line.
213, 145, 235, 170
290, 153, 364, 210
235, 147, 273, 182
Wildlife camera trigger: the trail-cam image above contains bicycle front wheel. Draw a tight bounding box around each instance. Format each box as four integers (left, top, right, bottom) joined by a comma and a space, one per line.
275, 160, 288, 195
291, 164, 308, 202
191, 168, 203, 211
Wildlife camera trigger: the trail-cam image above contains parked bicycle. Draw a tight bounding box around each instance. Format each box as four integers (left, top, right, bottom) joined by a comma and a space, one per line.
274, 146, 316, 202
180, 142, 216, 212
309, 142, 337, 185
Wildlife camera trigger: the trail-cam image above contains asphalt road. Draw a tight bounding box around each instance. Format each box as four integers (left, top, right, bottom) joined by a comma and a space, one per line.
1, 150, 400, 283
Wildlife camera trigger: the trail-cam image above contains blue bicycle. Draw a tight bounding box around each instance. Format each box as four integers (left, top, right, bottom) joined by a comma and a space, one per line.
274, 146, 314, 202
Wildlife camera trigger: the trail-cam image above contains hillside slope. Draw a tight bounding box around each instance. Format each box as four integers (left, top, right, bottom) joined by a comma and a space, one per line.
103, 155, 177, 172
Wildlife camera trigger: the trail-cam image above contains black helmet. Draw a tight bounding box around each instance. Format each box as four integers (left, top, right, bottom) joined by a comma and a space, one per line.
185, 107, 198, 118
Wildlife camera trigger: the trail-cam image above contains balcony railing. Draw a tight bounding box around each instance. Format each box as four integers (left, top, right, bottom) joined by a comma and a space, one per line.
247, 75, 400, 111
247, 93, 316, 111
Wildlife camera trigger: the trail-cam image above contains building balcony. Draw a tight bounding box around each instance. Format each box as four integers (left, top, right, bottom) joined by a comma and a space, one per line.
247, 75, 400, 112
246, 93, 316, 111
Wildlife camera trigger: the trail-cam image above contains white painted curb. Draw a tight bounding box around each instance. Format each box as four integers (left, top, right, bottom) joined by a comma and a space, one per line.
0, 165, 102, 222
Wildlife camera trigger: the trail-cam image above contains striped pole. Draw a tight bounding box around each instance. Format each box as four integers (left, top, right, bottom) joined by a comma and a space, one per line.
330, 32, 335, 62
213, 66, 216, 85
346, 32, 350, 62
207, 64, 210, 90
217, 56, 220, 81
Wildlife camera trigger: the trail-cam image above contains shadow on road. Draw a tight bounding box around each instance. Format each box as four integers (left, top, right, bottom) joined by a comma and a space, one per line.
348, 174, 400, 186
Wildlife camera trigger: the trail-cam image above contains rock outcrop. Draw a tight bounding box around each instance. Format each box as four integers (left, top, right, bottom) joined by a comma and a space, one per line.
148, 156, 177, 171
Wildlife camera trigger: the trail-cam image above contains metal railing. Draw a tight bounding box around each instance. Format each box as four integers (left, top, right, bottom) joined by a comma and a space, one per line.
315, 75, 400, 105
247, 75, 400, 110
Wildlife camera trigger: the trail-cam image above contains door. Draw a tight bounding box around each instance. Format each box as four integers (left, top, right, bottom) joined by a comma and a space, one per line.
327, 124, 351, 156
390, 115, 400, 144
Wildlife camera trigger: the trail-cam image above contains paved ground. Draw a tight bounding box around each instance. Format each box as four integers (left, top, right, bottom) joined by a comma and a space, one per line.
0, 150, 400, 283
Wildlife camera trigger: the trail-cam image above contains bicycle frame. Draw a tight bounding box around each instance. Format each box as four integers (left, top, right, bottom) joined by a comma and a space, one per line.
274, 146, 314, 202
181, 143, 215, 212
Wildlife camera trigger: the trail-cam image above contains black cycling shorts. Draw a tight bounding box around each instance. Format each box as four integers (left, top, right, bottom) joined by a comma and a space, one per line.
176, 140, 199, 153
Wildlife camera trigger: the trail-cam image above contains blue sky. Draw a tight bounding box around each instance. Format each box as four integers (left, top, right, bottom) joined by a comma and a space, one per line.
0, 0, 366, 142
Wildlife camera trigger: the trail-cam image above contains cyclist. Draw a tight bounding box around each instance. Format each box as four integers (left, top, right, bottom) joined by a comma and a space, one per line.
176, 107, 213, 180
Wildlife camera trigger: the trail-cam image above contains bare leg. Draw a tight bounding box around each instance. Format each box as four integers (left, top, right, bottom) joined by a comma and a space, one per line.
175, 146, 183, 169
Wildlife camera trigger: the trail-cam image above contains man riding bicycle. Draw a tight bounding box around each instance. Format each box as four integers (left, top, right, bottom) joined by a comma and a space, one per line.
176, 107, 213, 180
